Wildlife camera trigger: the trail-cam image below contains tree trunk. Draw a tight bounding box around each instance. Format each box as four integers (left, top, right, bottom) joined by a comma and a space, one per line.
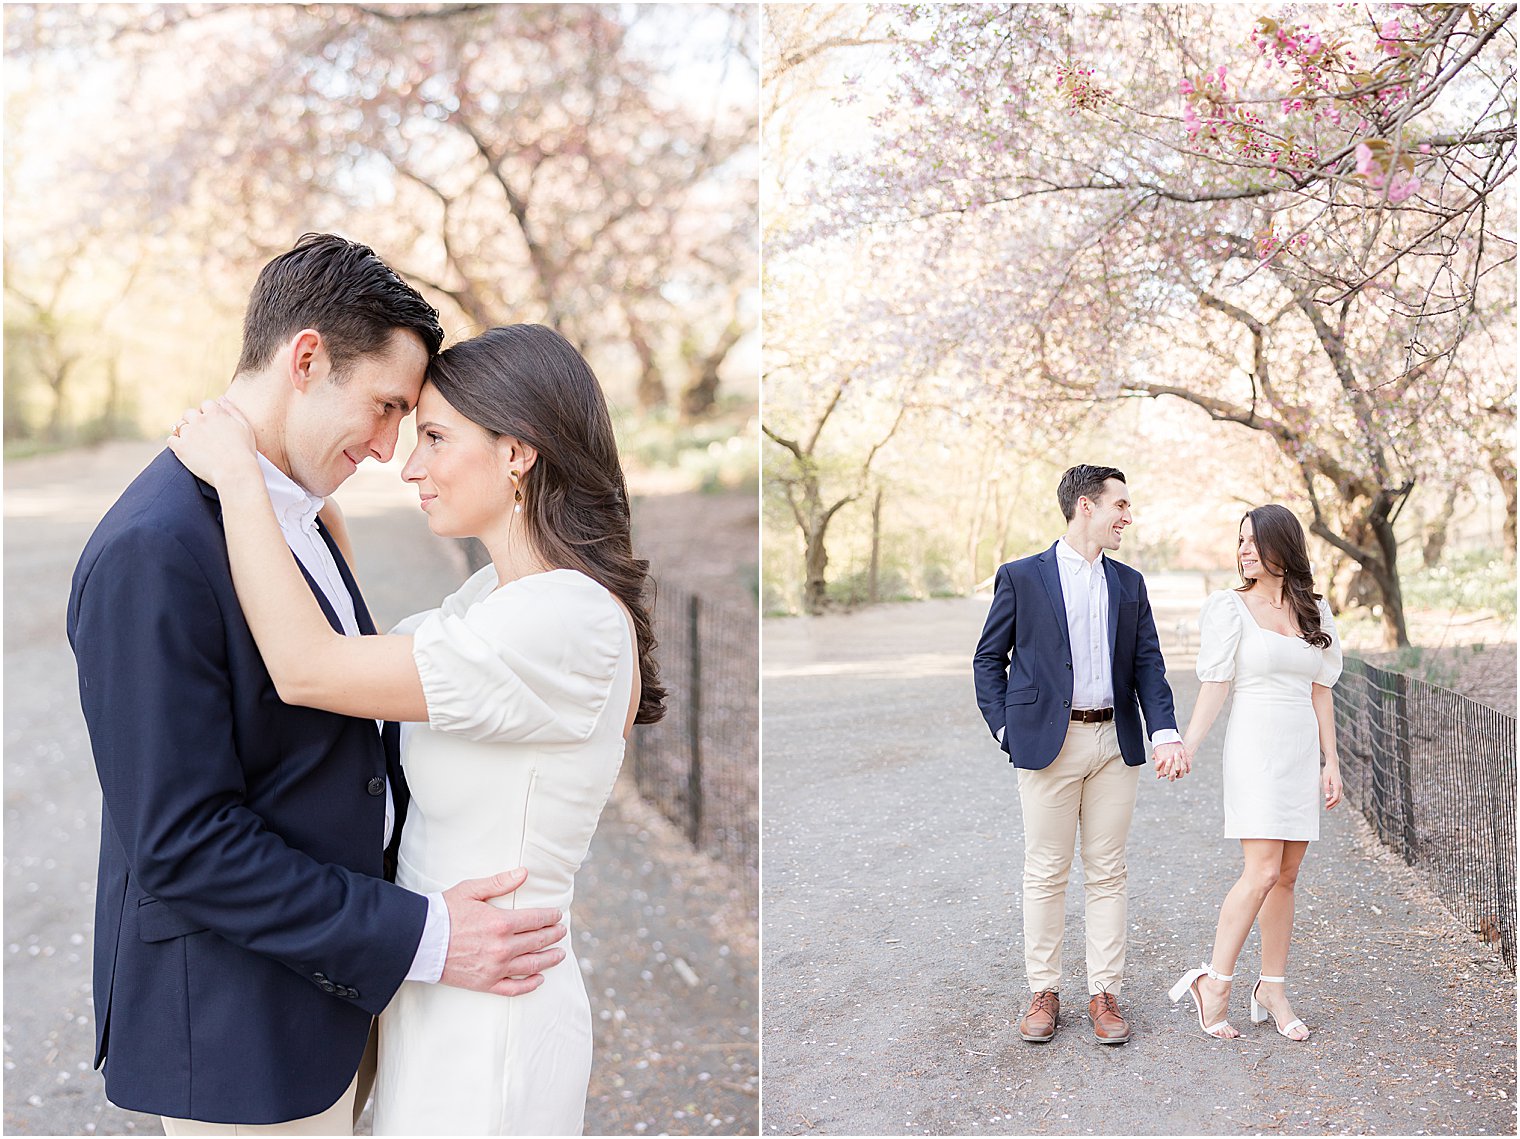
1422, 484, 1461, 567
626, 316, 667, 411
868, 486, 883, 604
1368, 508, 1411, 649
1490, 453, 1517, 565
43, 358, 74, 443
1316, 487, 1412, 649
803, 523, 830, 615
680, 318, 744, 421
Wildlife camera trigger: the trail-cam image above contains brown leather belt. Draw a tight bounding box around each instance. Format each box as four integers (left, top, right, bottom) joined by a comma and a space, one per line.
1070, 708, 1114, 723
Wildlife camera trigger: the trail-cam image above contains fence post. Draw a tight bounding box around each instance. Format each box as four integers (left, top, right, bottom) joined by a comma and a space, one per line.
687, 593, 703, 848
1367, 667, 1393, 847
1393, 671, 1417, 858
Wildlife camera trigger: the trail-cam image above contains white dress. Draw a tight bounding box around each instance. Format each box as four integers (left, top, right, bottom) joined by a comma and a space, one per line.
373, 567, 634, 1136
1195, 589, 1342, 841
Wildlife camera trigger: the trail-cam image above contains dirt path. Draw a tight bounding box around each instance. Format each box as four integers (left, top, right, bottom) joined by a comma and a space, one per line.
760, 580, 1515, 1136
3, 441, 757, 1136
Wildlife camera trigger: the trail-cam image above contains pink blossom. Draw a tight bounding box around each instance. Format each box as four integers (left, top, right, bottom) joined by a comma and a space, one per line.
1418, 143, 1431, 154
1182, 102, 1201, 137
1386, 172, 1420, 203
1302, 33, 1322, 54
1179, 78, 1194, 95
1355, 143, 1377, 176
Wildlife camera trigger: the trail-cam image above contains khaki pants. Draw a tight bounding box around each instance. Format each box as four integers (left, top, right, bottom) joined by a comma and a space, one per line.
1016, 719, 1138, 996
162, 1021, 378, 1136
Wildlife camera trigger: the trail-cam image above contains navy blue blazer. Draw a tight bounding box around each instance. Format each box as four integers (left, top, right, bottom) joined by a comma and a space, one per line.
973, 542, 1178, 770
66, 450, 428, 1124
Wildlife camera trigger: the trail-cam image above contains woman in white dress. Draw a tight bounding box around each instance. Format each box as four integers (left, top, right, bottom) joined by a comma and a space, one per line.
1168, 505, 1343, 1042
169, 324, 665, 1133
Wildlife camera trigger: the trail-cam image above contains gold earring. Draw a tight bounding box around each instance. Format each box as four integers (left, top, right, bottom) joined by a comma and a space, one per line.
510, 470, 523, 514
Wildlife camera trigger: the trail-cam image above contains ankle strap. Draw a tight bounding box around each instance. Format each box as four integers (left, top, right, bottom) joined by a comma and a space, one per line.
1204, 962, 1234, 981
1258, 975, 1286, 984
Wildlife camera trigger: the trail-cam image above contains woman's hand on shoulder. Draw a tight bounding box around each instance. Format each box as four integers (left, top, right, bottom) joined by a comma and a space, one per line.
167, 398, 260, 488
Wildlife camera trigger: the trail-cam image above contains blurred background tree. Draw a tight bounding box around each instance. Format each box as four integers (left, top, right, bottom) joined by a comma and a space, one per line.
4, 3, 758, 468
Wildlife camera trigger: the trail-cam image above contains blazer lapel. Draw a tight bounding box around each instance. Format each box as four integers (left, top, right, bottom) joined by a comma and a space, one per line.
316, 521, 376, 635
316, 520, 410, 852
200, 475, 345, 632
291, 555, 345, 634
1036, 543, 1072, 657
1102, 555, 1121, 657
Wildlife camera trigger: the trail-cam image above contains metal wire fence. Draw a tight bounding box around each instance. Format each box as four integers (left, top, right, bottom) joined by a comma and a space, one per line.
628, 583, 758, 896
1334, 655, 1516, 970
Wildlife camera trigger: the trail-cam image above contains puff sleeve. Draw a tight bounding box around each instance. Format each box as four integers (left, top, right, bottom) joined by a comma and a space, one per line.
1195, 591, 1242, 682
1313, 598, 1343, 687
410, 571, 623, 745
389, 564, 498, 636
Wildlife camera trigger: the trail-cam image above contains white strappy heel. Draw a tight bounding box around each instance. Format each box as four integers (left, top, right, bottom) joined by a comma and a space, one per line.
1250, 975, 1310, 1040
1168, 961, 1236, 1038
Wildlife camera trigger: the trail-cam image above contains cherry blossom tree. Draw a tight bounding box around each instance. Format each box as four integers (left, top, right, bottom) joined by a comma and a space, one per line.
775, 3, 1515, 646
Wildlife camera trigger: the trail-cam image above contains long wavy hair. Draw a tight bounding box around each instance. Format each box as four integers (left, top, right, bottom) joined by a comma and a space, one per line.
1235, 503, 1331, 649
426, 325, 666, 724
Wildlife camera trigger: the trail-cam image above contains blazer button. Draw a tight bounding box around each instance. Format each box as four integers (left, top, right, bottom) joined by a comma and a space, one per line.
345, 987, 359, 999
320, 981, 337, 994
1065, 661, 1072, 669
367, 777, 385, 796
1064, 700, 1071, 708
312, 972, 328, 983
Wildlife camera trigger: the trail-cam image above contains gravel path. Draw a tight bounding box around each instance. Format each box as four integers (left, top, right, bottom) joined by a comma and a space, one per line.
760, 582, 1515, 1136
3, 441, 757, 1136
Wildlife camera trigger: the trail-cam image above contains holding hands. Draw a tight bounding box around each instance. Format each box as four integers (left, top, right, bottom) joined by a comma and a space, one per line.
1153, 740, 1191, 781
167, 398, 261, 488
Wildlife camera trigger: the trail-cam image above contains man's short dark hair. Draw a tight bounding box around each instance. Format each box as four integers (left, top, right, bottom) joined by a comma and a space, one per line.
1057, 464, 1126, 521
235, 233, 444, 377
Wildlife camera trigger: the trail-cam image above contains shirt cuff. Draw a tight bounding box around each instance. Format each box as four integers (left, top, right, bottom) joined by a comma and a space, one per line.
996, 726, 1005, 743
405, 891, 450, 984
1151, 728, 1182, 749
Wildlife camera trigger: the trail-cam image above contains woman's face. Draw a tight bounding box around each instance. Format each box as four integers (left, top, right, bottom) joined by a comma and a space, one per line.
400, 382, 516, 540
1238, 516, 1276, 581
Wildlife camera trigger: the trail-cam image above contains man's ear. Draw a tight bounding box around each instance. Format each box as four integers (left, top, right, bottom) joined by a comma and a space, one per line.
286, 329, 332, 394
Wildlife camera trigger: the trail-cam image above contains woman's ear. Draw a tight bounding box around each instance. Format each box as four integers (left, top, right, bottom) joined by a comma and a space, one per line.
500, 435, 539, 475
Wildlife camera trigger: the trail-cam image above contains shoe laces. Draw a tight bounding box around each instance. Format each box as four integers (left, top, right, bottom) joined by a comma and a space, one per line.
1031, 990, 1059, 1014
1092, 992, 1120, 1015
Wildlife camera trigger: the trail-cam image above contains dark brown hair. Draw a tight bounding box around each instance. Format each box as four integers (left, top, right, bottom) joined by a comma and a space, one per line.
236, 233, 444, 376
1236, 504, 1332, 649
427, 325, 666, 724
1057, 464, 1126, 521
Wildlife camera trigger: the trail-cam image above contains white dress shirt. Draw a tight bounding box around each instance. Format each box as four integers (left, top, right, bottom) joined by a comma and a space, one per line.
257, 454, 449, 984
996, 538, 1180, 749
1054, 537, 1181, 749
1056, 537, 1114, 710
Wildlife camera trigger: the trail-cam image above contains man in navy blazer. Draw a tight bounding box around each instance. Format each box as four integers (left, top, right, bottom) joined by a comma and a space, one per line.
68, 235, 567, 1132
974, 464, 1187, 1046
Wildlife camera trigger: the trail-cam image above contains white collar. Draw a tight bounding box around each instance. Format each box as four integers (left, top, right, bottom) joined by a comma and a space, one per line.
256, 452, 325, 535
1056, 536, 1104, 572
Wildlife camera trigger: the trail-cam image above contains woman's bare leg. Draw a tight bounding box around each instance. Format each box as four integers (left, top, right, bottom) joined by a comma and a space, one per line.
1254, 840, 1310, 1039
1194, 839, 1286, 1036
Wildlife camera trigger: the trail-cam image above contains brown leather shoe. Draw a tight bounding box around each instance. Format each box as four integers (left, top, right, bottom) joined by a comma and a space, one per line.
1088, 992, 1130, 1044
1018, 990, 1059, 1043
